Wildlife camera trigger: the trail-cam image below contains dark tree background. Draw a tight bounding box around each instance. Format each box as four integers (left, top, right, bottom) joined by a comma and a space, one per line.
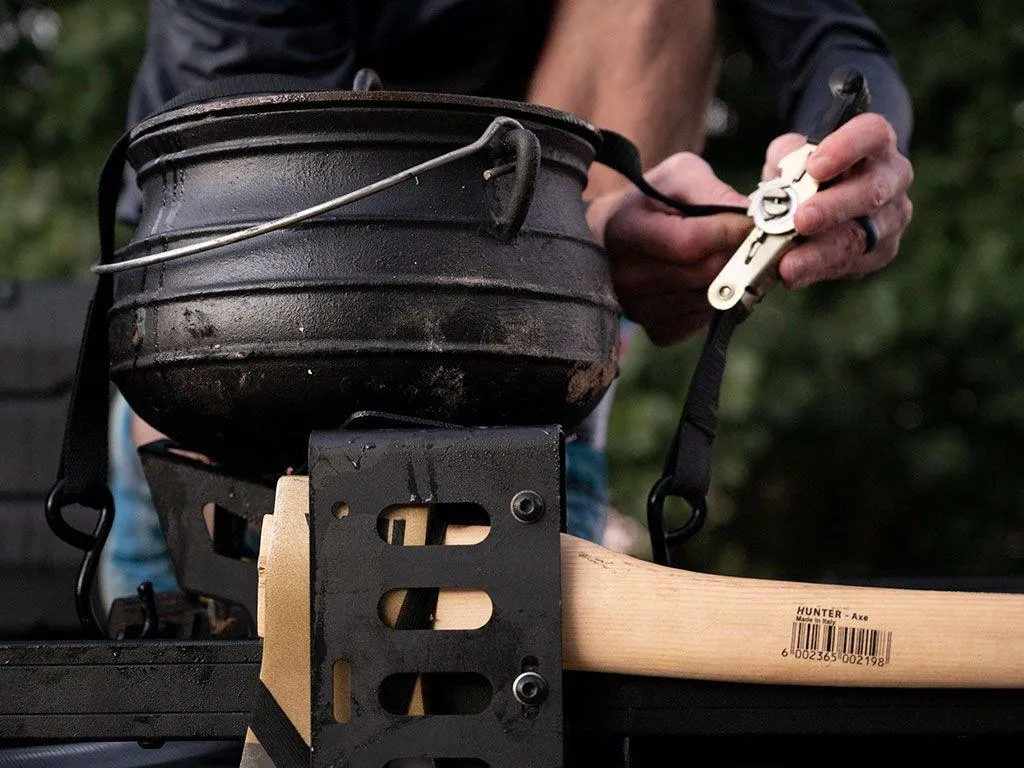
2, 1, 1022, 580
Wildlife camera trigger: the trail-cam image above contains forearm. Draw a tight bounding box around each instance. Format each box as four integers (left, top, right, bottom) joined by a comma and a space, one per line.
526, 0, 721, 199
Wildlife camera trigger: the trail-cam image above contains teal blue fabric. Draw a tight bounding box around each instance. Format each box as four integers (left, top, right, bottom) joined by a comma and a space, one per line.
99, 392, 180, 606
563, 440, 609, 544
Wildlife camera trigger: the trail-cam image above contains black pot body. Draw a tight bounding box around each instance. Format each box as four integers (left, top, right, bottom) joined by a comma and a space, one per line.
110, 92, 620, 471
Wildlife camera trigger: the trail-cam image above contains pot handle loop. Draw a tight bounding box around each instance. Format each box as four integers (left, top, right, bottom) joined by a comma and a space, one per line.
92, 116, 532, 276
486, 126, 541, 241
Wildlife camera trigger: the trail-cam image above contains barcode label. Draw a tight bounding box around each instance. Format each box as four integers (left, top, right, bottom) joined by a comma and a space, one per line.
789, 623, 892, 665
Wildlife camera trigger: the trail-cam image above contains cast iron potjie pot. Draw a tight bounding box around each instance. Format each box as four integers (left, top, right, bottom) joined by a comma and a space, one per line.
108, 88, 621, 472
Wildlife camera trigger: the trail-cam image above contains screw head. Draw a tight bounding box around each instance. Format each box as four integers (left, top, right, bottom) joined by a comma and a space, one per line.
512, 671, 548, 706
717, 285, 734, 300
510, 490, 544, 523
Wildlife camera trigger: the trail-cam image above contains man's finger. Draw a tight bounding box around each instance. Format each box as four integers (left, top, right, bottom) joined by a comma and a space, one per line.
795, 155, 911, 235
607, 206, 752, 267
643, 152, 751, 209
762, 132, 806, 180
611, 249, 731, 293
779, 197, 909, 289
805, 113, 898, 182
633, 302, 714, 347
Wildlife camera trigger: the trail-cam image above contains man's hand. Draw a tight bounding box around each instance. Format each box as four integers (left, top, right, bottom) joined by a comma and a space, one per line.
587, 152, 752, 346
763, 112, 914, 289
587, 113, 913, 347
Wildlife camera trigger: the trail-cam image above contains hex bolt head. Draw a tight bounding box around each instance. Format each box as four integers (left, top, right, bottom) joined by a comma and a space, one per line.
510, 490, 544, 523
512, 671, 548, 706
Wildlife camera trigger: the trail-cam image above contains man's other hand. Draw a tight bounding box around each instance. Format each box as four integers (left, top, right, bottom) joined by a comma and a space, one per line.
586, 152, 751, 346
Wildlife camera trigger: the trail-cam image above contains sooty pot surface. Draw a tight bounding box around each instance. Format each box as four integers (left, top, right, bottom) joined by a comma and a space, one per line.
109, 90, 621, 472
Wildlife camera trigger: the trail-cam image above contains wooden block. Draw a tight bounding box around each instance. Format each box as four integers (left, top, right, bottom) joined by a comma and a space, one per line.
248, 475, 312, 750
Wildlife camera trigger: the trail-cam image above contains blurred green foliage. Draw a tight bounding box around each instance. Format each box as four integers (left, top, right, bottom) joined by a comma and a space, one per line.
0, 0, 144, 278
2, 1, 1022, 580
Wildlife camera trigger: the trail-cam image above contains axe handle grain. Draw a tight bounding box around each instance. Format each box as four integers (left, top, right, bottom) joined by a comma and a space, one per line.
561, 535, 1024, 688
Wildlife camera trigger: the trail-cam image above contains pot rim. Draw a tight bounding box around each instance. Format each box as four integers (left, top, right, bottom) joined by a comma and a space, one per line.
130, 88, 604, 146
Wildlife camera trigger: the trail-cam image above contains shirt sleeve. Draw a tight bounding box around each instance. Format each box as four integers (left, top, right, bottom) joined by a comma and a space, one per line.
719, 0, 913, 154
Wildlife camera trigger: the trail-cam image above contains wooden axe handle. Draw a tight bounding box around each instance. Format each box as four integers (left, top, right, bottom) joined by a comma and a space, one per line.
562, 534, 1023, 688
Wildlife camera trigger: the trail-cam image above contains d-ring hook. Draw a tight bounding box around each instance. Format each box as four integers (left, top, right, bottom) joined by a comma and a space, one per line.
646, 475, 707, 568
45, 480, 115, 637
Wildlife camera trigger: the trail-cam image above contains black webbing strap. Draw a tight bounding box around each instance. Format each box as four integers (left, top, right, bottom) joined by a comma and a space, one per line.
594, 129, 748, 218
647, 303, 751, 567
392, 514, 447, 631
594, 128, 753, 568
249, 679, 309, 768
52, 132, 130, 508
40, 133, 130, 639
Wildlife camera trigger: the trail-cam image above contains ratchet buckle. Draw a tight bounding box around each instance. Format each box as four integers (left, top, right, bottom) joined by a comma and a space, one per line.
707, 142, 820, 312
708, 65, 871, 313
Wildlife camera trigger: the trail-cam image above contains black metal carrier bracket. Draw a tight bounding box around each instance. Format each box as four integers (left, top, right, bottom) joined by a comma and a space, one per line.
139, 440, 277, 623
308, 425, 566, 768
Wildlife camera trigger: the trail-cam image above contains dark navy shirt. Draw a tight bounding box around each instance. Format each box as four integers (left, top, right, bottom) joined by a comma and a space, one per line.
126, 0, 911, 146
